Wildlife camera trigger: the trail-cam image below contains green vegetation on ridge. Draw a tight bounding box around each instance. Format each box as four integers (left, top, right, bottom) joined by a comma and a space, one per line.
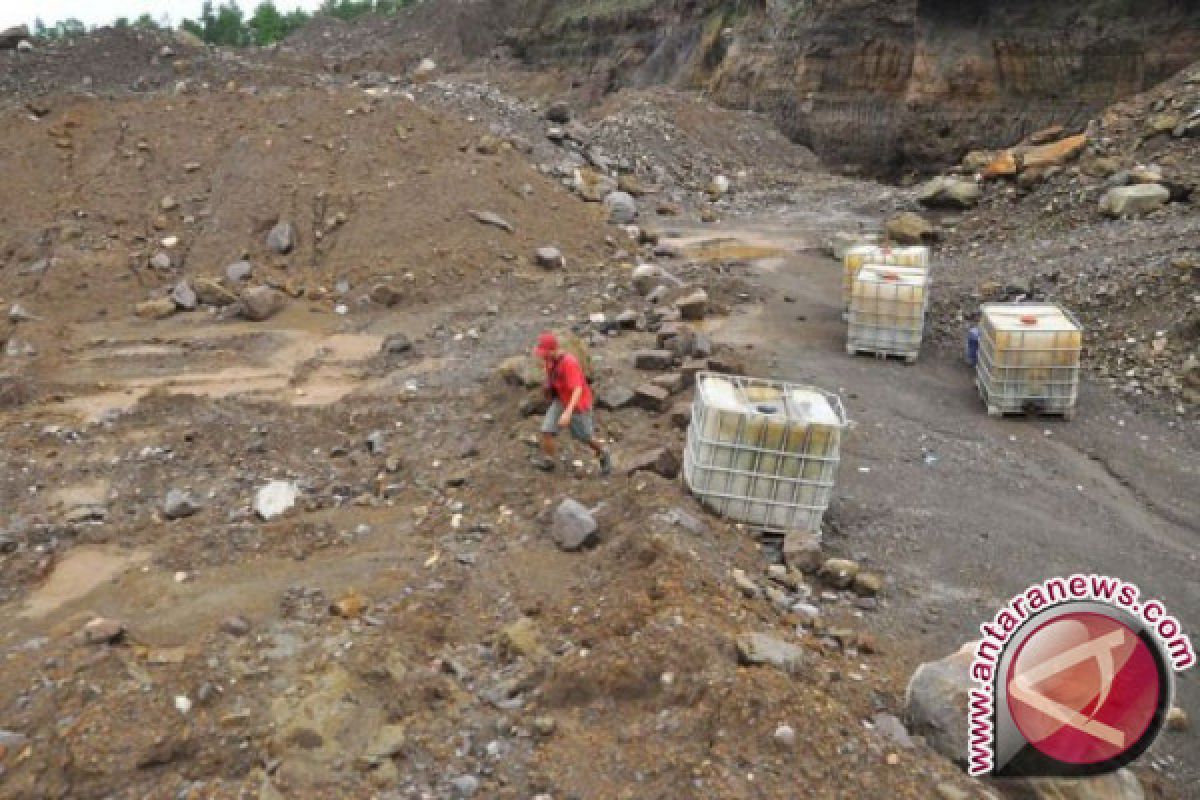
30, 0, 420, 48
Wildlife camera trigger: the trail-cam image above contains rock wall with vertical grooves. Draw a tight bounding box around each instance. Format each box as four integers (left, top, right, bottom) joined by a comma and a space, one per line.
498, 0, 1200, 173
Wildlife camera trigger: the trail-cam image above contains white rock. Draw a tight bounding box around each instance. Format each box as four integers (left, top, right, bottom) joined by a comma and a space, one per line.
773, 724, 796, 748
254, 480, 299, 520
708, 175, 731, 196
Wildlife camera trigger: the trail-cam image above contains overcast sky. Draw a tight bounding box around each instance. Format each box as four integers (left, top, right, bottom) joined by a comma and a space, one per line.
0, 1, 323, 30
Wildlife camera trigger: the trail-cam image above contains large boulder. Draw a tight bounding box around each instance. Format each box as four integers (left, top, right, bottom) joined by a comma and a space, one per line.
917, 176, 981, 209
886, 212, 939, 245
905, 642, 974, 764
1099, 184, 1170, 217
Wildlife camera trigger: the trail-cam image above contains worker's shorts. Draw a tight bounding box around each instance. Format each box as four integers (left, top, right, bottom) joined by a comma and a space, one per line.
542, 400, 595, 442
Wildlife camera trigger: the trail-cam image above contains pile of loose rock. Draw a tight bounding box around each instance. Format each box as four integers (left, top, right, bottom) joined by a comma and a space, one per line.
893, 62, 1200, 415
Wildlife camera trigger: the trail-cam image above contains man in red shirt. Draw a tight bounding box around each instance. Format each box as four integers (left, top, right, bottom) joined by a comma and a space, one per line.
532, 331, 612, 475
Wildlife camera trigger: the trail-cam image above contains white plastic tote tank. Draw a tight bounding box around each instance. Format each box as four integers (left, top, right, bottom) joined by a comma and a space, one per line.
976, 302, 1082, 418
683, 373, 847, 533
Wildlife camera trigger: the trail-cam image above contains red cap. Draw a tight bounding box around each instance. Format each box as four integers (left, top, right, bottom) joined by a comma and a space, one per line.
534, 331, 558, 357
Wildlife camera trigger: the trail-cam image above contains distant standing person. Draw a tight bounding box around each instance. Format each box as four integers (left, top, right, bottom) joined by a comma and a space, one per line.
531, 331, 612, 475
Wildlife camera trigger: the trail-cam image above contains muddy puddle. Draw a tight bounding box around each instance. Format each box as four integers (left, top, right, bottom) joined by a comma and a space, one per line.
19, 545, 151, 618
38, 325, 384, 424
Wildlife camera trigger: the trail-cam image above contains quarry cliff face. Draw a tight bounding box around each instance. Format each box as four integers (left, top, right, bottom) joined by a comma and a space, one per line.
503, 0, 1200, 172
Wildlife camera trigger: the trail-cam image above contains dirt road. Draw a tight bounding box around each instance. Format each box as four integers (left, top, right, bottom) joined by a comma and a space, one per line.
663, 207, 1200, 788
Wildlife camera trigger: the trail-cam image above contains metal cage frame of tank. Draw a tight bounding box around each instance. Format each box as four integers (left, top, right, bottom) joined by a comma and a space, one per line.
841, 245, 930, 314
683, 373, 848, 534
846, 265, 929, 363
975, 302, 1082, 420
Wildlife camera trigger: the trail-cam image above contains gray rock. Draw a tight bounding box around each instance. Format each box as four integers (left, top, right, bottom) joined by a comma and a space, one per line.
451, 775, 479, 798
366, 431, 386, 455
1099, 184, 1170, 217
266, 222, 296, 254
632, 383, 670, 412
634, 349, 674, 370
905, 643, 974, 764
603, 191, 637, 224
667, 507, 706, 535
783, 531, 823, 573
150, 252, 172, 270
669, 400, 693, 429
381, 333, 412, 355
632, 264, 662, 295
82, 617, 125, 644
596, 386, 636, 411
170, 280, 197, 311
871, 713, 914, 748
225, 260, 253, 282
369, 284, 403, 307
653, 241, 683, 258
162, 489, 200, 520
616, 309, 639, 329
468, 209, 514, 233
239, 287, 285, 321
0, 729, 28, 751
535, 246, 565, 269
220, 615, 251, 636
675, 289, 708, 321
625, 447, 680, 479
646, 285, 670, 305
544, 101, 571, 124
551, 497, 598, 551
1174, 115, 1200, 139
917, 176, 981, 210
735, 632, 807, 675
